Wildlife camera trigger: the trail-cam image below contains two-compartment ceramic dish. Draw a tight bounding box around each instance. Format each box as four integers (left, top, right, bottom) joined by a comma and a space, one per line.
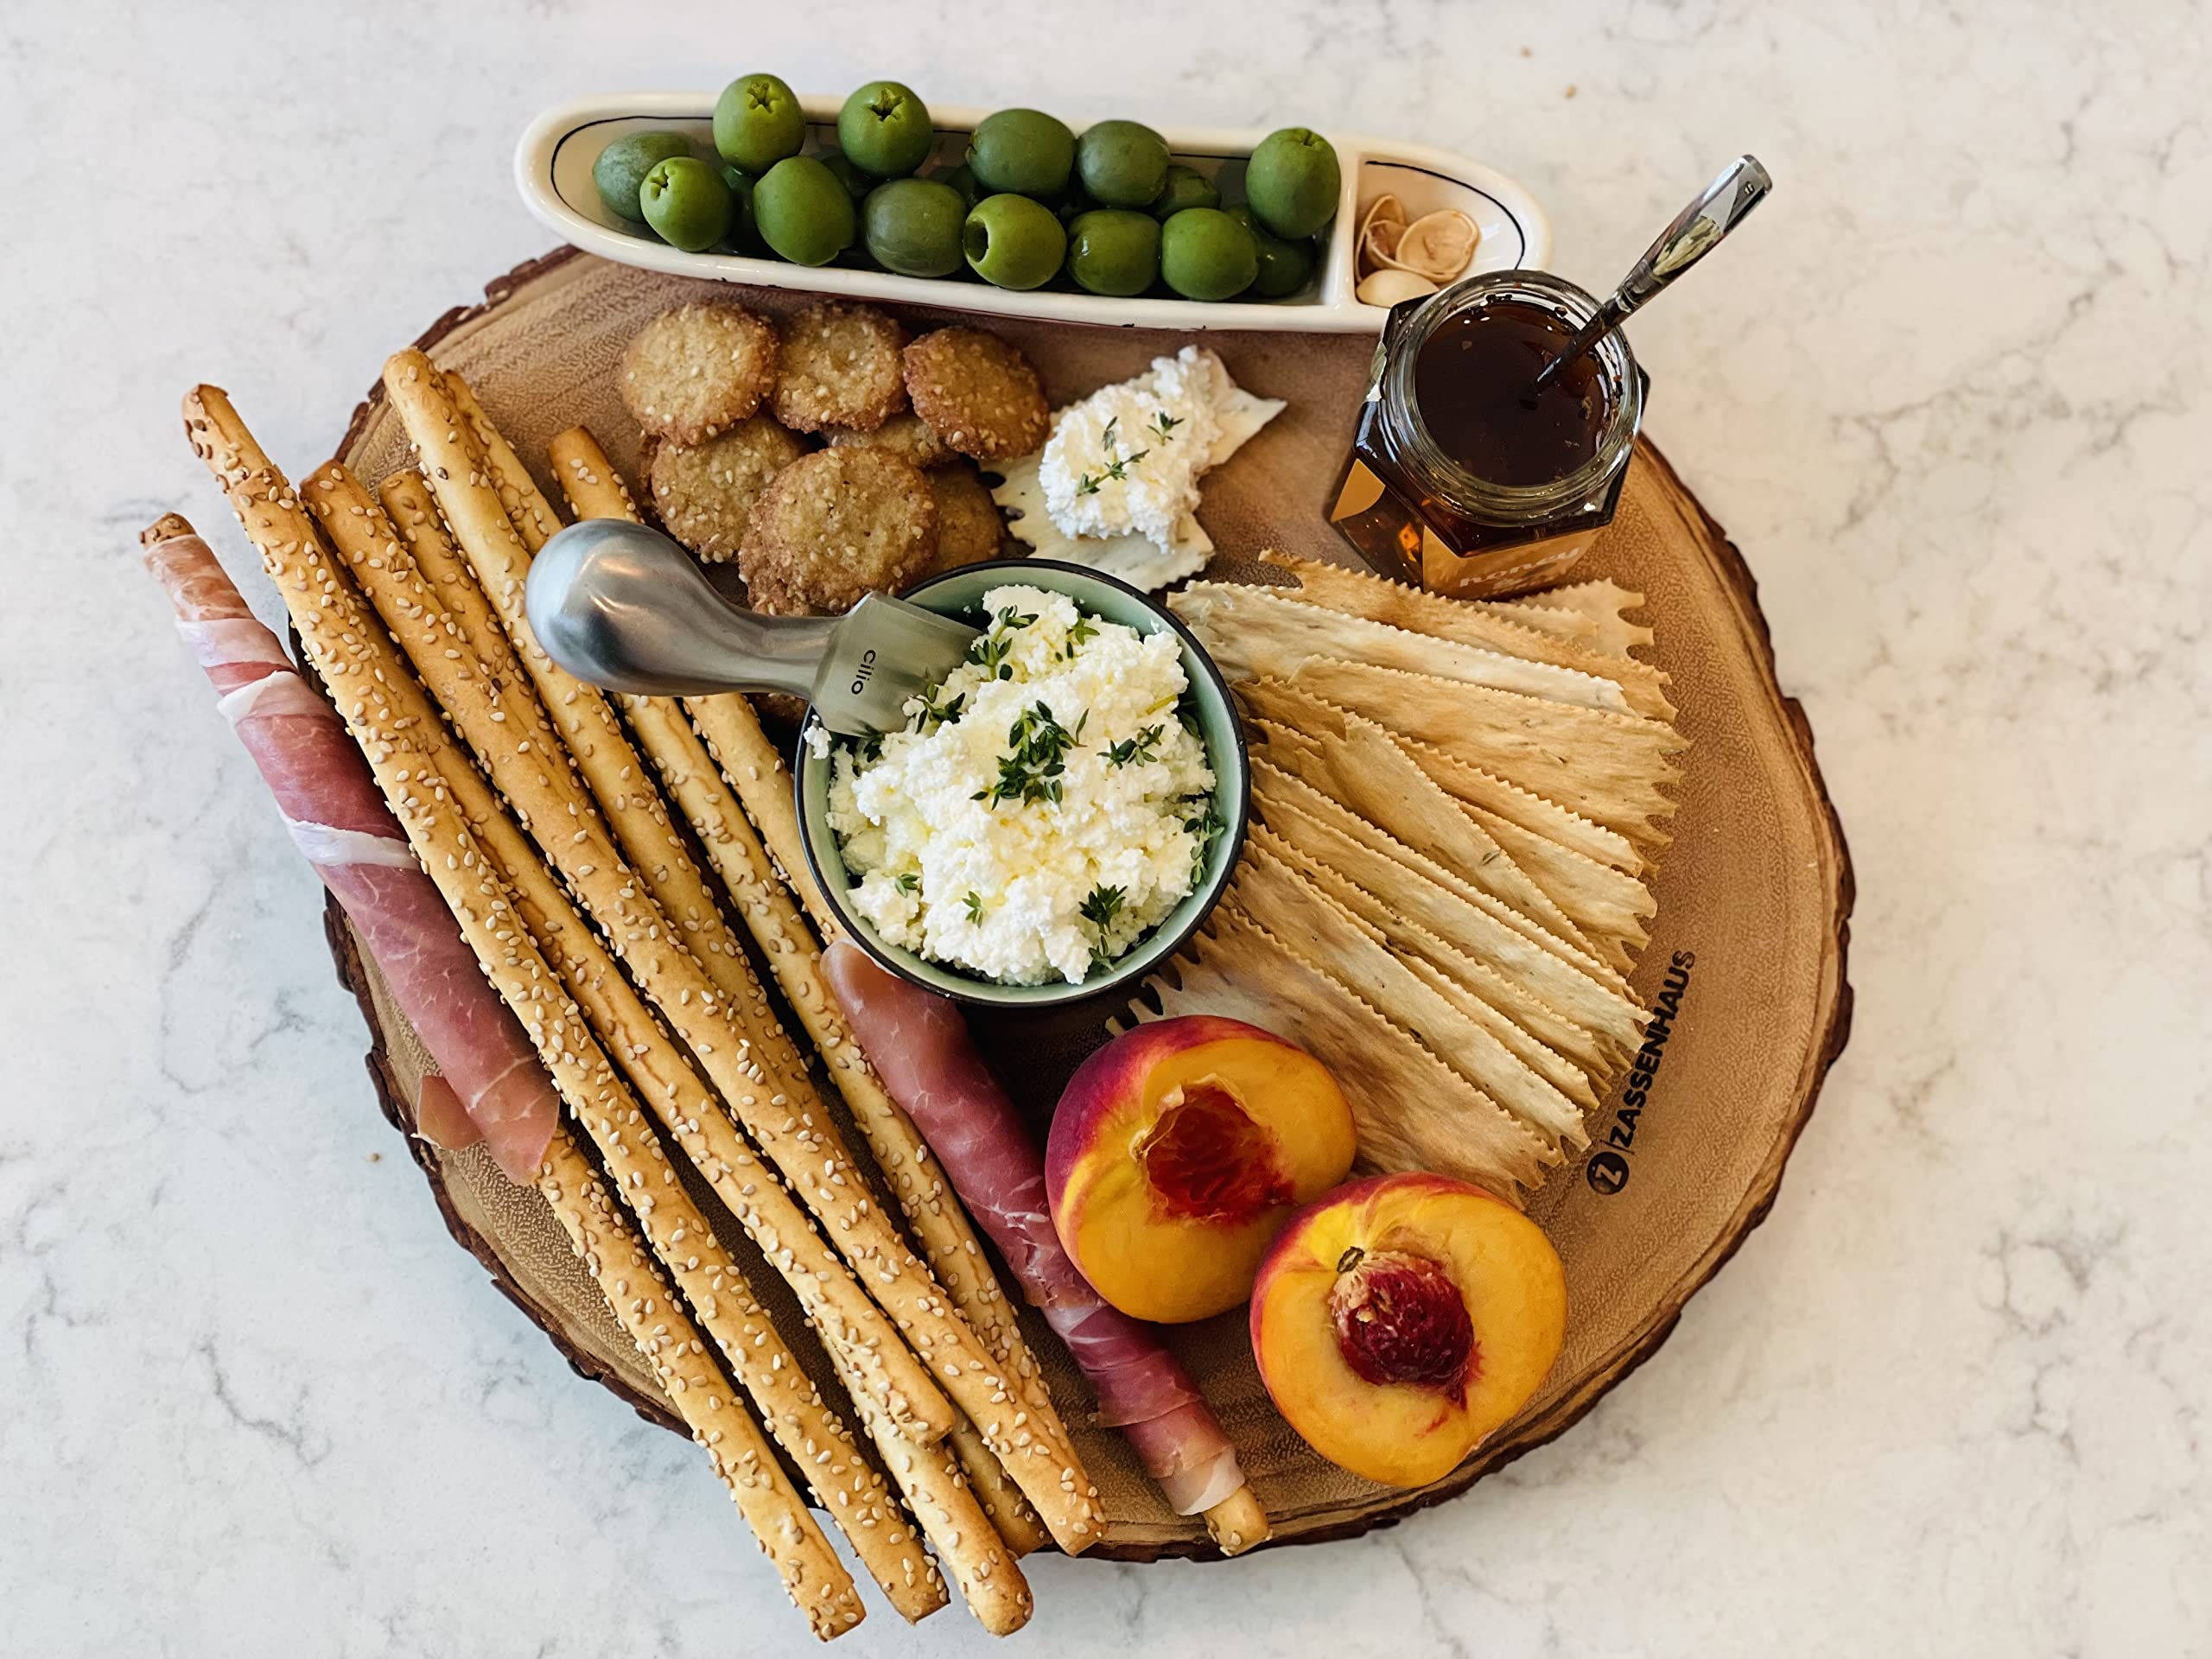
516, 93, 1552, 334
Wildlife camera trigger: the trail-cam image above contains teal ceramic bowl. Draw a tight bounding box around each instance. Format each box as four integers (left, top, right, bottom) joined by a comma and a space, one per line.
796, 561, 1249, 1009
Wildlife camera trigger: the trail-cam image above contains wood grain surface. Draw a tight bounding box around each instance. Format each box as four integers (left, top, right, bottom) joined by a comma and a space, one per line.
323, 249, 1853, 1559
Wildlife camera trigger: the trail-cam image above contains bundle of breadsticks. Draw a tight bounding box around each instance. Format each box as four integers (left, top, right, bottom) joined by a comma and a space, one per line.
1155, 556, 1685, 1205
182, 358, 1112, 1639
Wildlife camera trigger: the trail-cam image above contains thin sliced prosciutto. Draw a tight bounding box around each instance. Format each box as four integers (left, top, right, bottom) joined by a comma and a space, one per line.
143, 515, 559, 1183
823, 938, 1254, 1517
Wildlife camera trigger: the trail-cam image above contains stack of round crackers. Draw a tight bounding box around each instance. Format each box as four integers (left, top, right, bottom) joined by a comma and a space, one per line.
620, 300, 1049, 616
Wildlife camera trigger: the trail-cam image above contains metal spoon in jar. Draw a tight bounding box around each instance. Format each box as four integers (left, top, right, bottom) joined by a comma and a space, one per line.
1525, 154, 1773, 400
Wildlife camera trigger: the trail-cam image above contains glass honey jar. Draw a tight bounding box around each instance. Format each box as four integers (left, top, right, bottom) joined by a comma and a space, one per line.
1329, 270, 1645, 599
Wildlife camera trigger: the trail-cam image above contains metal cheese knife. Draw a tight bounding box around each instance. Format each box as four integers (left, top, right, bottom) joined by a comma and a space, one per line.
524, 518, 981, 735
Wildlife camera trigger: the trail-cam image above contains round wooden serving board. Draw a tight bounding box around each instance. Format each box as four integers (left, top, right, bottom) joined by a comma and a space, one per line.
325, 250, 1853, 1560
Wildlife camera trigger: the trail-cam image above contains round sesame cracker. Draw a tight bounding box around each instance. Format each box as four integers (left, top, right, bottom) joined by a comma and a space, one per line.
649, 416, 810, 563
901, 327, 1050, 461
739, 447, 938, 615
825, 410, 954, 469
620, 302, 780, 444
772, 302, 909, 434
927, 463, 1007, 573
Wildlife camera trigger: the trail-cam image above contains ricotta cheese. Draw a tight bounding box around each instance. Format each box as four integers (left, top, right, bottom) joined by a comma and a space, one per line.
828, 584, 1219, 986
992, 346, 1287, 590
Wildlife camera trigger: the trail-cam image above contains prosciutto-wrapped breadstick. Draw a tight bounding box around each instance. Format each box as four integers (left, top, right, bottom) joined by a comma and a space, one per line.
823, 940, 1273, 1555
140, 512, 557, 1181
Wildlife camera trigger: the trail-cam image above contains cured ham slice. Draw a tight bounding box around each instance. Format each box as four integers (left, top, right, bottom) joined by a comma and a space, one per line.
143, 517, 559, 1183
823, 939, 1256, 1522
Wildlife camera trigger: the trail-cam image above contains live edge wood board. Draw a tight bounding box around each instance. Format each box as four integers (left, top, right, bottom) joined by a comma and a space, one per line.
321, 250, 1854, 1560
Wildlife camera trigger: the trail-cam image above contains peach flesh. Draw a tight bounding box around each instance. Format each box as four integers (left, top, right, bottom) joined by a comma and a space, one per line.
1249, 1173, 1567, 1488
1047, 1015, 1357, 1325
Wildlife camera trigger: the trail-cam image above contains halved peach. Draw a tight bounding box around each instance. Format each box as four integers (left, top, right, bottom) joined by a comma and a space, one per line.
1046, 1015, 1357, 1324
1249, 1173, 1567, 1487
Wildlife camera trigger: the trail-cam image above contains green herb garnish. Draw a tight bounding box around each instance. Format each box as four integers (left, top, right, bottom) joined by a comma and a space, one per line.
963, 890, 985, 924
894, 871, 920, 894
1150, 411, 1183, 443
972, 702, 1077, 808
1103, 723, 1165, 768
1078, 884, 1126, 929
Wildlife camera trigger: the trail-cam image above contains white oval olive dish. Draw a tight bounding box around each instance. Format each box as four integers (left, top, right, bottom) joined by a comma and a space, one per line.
515, 93, 1551, 334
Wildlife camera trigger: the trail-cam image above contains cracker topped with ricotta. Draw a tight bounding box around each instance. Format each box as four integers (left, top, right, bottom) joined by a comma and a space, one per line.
992, 346, 1286, 590
828, 584, 1219, 986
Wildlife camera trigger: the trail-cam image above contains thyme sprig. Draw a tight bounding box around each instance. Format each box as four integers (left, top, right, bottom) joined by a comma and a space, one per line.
1102, 723, 1166, 768
971, 701, 1076, 808
1074, 414, 1153, 497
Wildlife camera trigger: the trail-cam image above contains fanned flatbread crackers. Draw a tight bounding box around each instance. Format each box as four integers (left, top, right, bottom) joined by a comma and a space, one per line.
1255, 550, 1676, 721
1251, 759, 1644, 1065
1122, 906, 1544, 1200
1243, 677, 1648, 874
1242, 709, 1623, 988
1173, 581, 1636, 714
1249, 829, 1593, 1145
1462, 802, 1653, 972
1280, 658, 1682, 837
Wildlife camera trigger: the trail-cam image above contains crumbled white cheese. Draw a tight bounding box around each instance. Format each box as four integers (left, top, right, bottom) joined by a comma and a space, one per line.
828, 584, 1217, 986
995, 346, 1286, 590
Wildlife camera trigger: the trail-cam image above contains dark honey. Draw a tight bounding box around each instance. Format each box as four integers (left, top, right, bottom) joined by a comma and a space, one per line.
1413, 300, 1606, 489
1330, 272, 1643, 598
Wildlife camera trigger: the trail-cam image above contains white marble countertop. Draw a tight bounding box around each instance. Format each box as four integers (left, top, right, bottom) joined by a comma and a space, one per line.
5, 1, 2208, 1653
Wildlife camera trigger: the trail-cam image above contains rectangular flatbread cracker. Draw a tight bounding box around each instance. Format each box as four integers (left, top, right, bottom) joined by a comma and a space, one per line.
1255, 551, 1675, 721
1280, 658, 1682, 838
1172, 580, 1636, 714
1123, 905, 1545, 1200
1461, 801, 1653, 974
1474, 580, 1655, 659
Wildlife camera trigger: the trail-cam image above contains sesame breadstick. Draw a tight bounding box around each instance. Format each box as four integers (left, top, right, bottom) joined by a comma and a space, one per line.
826, 1338, 1034, 1636
549, 423, 1060, 1548
181, 403, 861, 1632
442, 369, 562, 552
543, 423, 830, 931
383, 359, 1101, 1549
538, 1133, 865, 1640
383, 353, 762, 1012
548, 423, 644, 522
304, 463, 958, 1451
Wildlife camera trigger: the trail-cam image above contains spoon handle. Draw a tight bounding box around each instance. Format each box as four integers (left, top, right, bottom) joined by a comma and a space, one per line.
1530, 155, 1772, 393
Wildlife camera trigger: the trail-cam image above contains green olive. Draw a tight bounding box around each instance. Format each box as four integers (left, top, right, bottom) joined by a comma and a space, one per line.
753, 156, 857, 265
1243, 127, 1341, 239
1227, 205, 1316, 297
864, 177, 969, 277
1151, 163, 1220, 219
720, 165, 760, 250
594, 131, 690, 224
1159, 207, 1257, 301
837, 80, 935, 178
968, 108, 1076, 199
934, 162, 983, 212
817, 149, 874, 204
1077, 119, 1172, 208
639, 156, 734, 252
1065, 208, 1162, 297
713, 74, 805, 175
963, 193, 1068, 289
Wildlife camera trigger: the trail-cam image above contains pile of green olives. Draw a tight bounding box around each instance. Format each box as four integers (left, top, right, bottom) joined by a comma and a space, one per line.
591, 76, 1341, 302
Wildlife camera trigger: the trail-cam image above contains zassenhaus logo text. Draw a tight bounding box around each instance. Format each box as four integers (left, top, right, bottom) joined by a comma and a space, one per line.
1585, 950, 1694, 1197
